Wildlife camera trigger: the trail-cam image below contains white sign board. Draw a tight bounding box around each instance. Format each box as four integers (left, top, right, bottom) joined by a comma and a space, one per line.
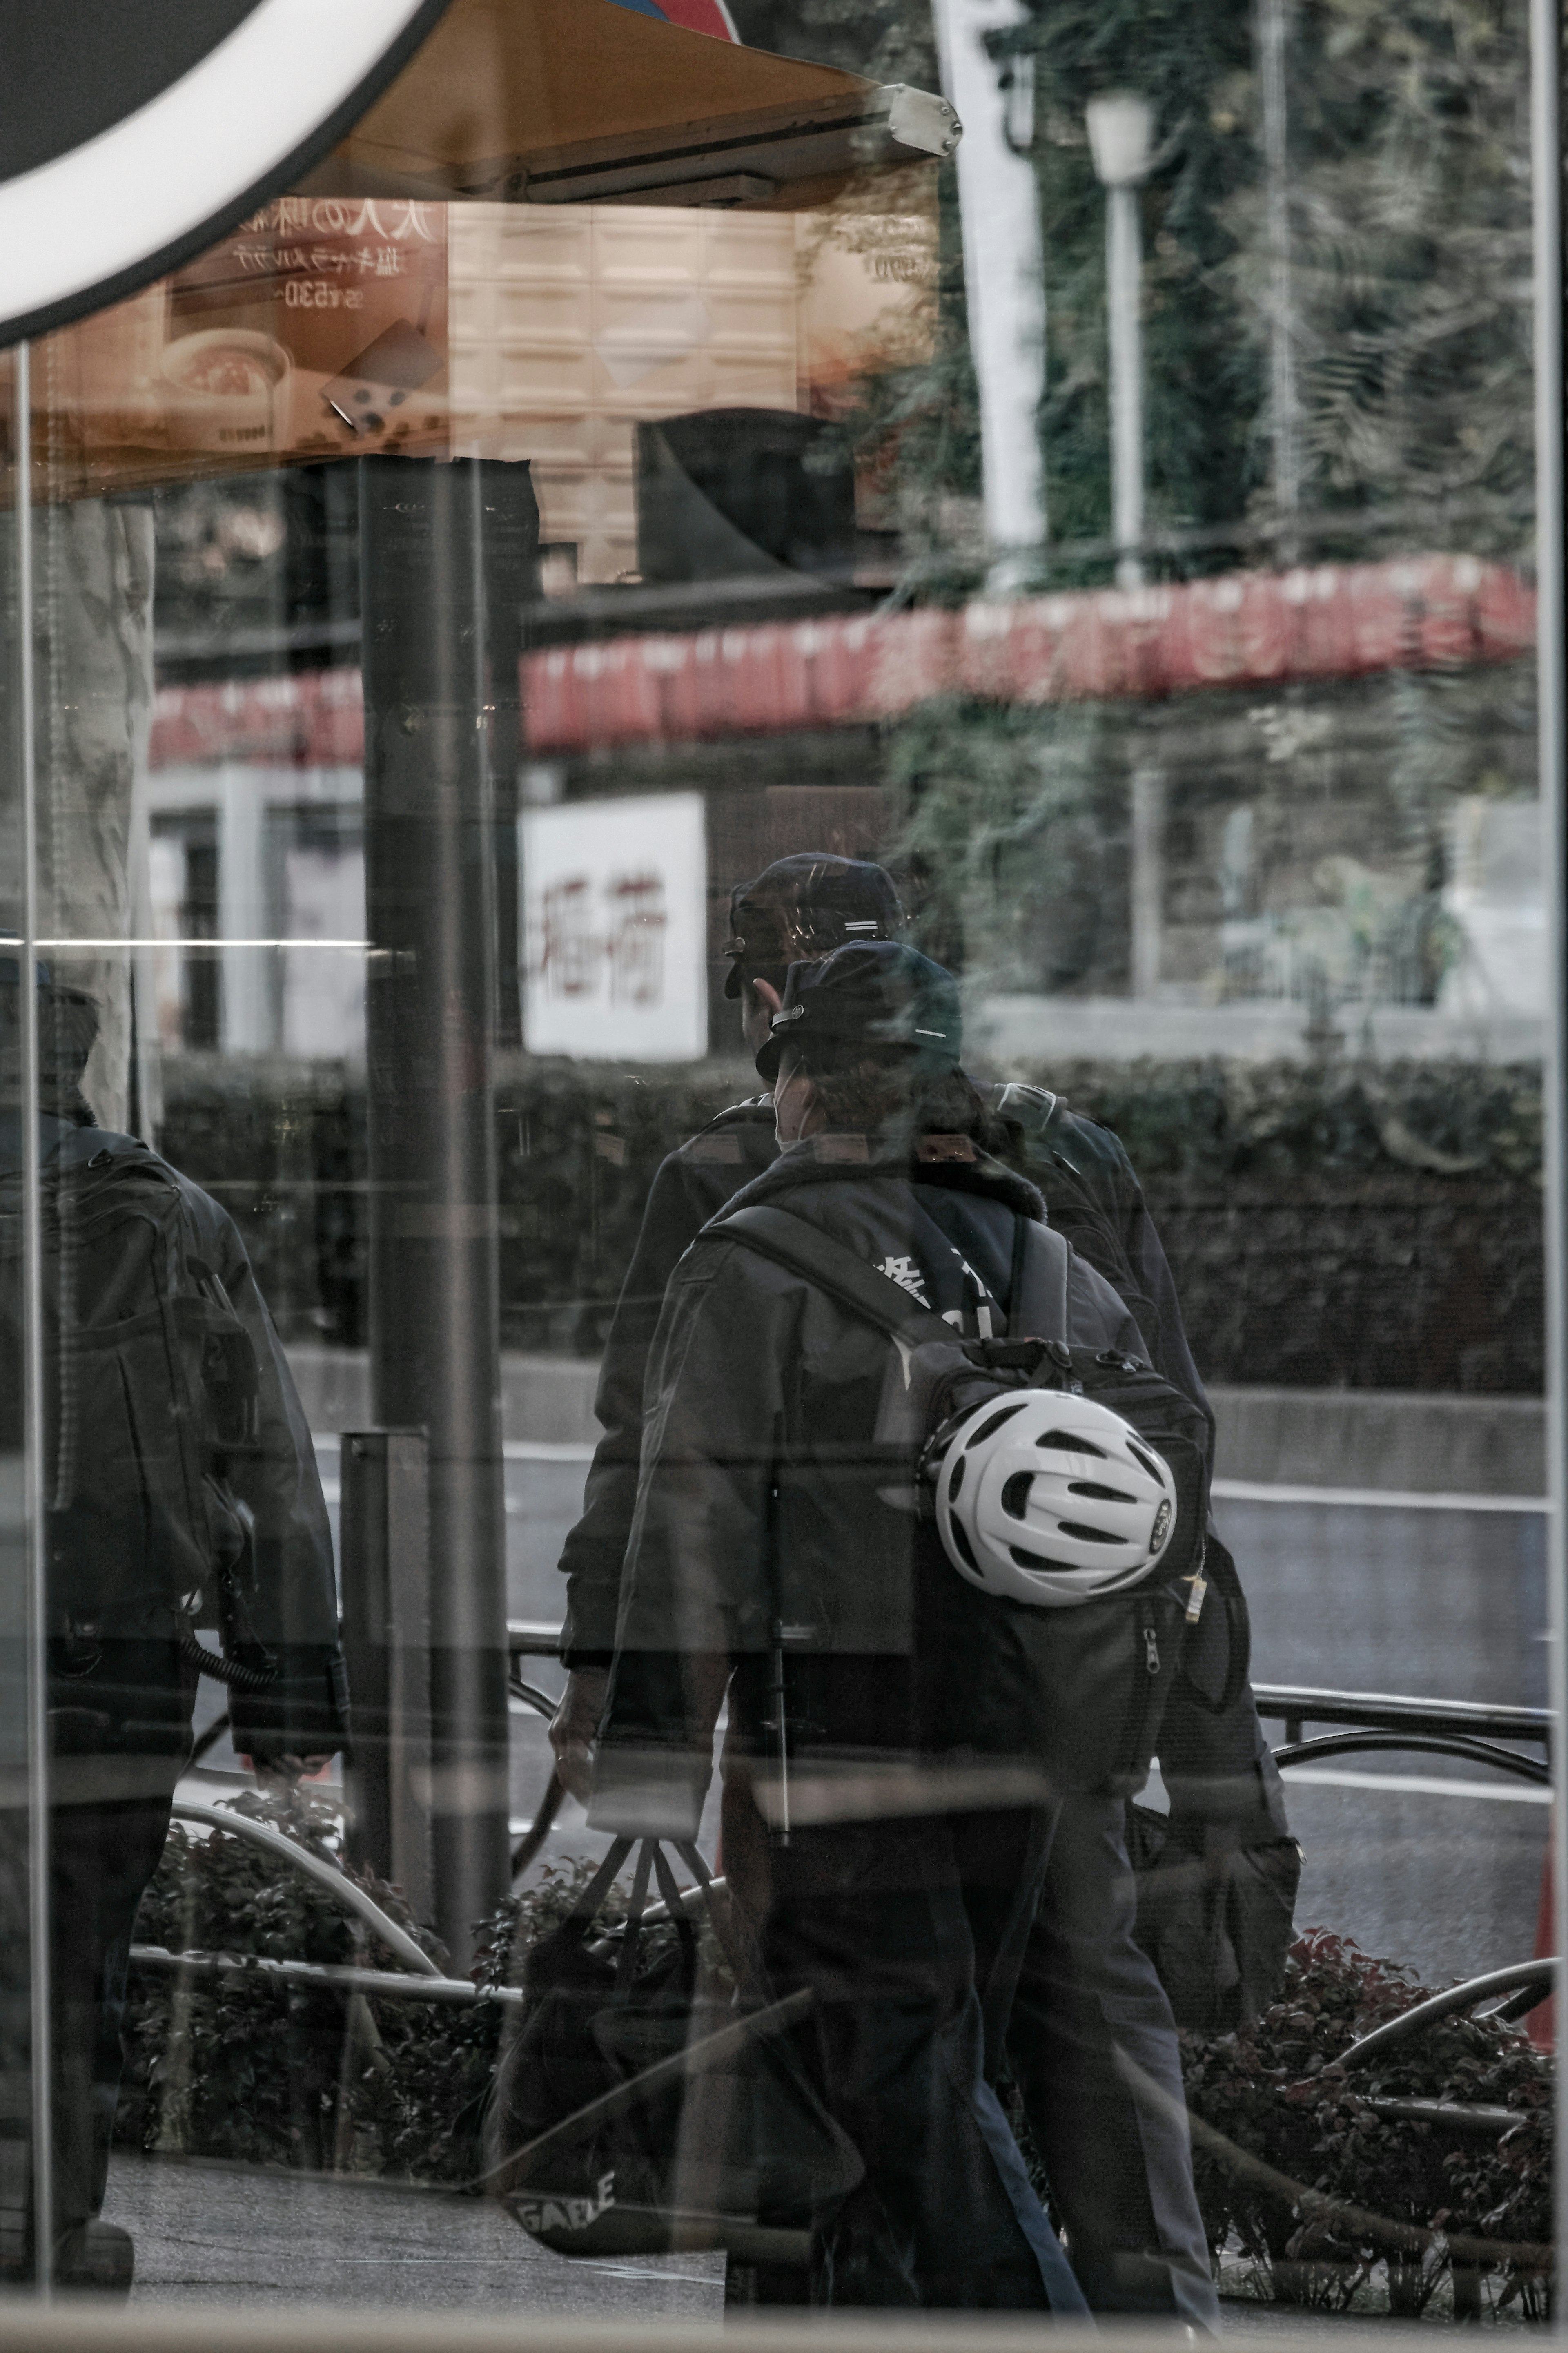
521, 793, 708, 1062
0, 0, 452, 343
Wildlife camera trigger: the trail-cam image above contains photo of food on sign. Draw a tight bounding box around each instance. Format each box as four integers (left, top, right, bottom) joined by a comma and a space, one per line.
43, 196, 448, 495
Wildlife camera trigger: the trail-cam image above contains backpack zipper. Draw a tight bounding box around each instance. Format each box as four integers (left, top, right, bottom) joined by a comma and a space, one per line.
1116, 1597, 1165, 1782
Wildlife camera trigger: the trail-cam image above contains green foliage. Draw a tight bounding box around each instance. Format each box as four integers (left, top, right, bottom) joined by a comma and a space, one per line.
729, 0, 936, 88
1033, 1054, 1542, 1184
125, 1824, 1554, 2317
1009, 0, 1264, 558
161, 1048, 1545, 1385
682, 0, 1534, 574
889, 695, 1119, 988
795, 163, 985, 551
1247, 0, 1535, 544
118, 1796, 639, 2186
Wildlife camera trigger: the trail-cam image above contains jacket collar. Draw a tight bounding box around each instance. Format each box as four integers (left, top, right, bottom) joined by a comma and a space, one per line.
719, 1130, 1045, 1223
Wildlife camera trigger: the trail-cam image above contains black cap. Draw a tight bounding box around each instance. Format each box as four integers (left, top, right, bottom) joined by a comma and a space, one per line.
755, 940, 962, 1083
723, 854, 903, 999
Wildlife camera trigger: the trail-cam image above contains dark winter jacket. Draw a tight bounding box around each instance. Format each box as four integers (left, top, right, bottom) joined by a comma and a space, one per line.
558, 1083, 1205, 1665
589, 1137, 1145, 1841
2, 1114, 347, 1761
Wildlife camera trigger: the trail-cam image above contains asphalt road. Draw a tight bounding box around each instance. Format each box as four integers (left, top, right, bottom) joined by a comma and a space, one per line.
1227, 1490, 1549, 1990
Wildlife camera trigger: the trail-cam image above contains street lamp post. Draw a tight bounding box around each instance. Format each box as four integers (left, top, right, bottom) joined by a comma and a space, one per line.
1087, 91, 1154, 591
1255, 0, 1302, 535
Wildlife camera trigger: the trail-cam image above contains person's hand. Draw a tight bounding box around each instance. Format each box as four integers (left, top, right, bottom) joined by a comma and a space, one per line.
739, 974, 784, 1056
254, 1753, 331, 1797
549, 1667, 608, 1802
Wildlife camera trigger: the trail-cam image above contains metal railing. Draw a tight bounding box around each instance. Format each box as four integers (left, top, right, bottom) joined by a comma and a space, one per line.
1253, 1681, 1551, 1786
132, 1642, 1556, 2143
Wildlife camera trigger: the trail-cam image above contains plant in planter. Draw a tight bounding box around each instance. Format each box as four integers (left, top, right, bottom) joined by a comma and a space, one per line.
123, 1817, 1554, 2319
118, 1793, 635, 2185
1178, 1930, 1552, 2318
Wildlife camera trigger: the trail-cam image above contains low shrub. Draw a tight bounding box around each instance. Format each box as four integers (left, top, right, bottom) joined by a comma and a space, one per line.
159, 1053, 1546, 1387
118, 1791, 624, 2185
120, 1815, 1554, 2319
1178, 1930, 1552, 2319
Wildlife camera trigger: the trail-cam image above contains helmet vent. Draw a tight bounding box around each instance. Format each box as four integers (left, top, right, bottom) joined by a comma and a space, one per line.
950, 1515, 982, 1574
1067, 1480, 1135, 1505
967, 1403, 1028, 1448
1009, 1545, 1074, 1572
1000, 1471, 1033, 1519
1036, 1429, 1106, 1457
948, 1454, 967, 1501
1057, 1520, 1122, 1545
1127, 1440, 1163, 1483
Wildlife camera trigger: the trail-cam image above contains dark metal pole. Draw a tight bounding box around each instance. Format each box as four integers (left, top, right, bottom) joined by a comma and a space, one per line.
339, 1429, 434, 1927
479, 464, 539, 1050
359, 457, 512, 1965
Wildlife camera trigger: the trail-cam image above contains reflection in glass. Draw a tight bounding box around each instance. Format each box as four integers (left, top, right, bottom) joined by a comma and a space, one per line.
0, 0, 1559, 2322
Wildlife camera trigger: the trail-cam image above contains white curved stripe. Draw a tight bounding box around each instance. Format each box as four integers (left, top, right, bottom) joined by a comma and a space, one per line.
172, 1797, 442, 1974
0, 0, 433, 326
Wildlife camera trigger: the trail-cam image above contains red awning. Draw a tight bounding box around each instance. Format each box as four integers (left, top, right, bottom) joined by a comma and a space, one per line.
148, 555, 1535, 769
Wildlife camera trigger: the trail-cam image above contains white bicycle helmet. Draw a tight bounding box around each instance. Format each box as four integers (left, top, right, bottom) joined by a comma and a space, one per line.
932, 1389, 1177, 1608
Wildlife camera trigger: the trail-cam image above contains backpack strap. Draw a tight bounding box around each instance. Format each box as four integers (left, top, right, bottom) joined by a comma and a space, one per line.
717, 1199, 1082, 1352
715, 1203, 960, 1347
1009, 1217, 1073, 1342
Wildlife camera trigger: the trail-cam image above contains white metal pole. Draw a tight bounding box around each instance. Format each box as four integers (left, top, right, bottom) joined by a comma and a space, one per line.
1107, 182, 1145, 590
1255, 0, 1301, 524
13, 339, 53, 2299
929, 0, 1047, 584
218, 767, 270, 1054
1087, 93, 1153, 592
1130, 767, 1165, 997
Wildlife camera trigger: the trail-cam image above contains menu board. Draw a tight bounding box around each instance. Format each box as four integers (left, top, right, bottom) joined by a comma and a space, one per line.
40, 196, 449, 494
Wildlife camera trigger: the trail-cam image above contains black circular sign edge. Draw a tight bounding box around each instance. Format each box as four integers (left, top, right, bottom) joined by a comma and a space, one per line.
0, 0, 456, 352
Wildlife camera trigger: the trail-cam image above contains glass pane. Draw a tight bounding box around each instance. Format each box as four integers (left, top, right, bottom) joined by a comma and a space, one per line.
1, 0, 1555, 2324
0, 346, 45, 2292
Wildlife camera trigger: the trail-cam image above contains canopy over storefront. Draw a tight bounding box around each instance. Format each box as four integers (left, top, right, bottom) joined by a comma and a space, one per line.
302, 0, 958, 208
6, 0, 954, 504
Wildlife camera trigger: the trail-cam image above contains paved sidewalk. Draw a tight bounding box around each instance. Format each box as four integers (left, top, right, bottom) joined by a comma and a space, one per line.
105, 2151, 726, 2318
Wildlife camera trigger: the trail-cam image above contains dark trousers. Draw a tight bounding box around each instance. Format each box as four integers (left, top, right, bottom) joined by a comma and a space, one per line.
759, 1812, 1086, 2313
50, 1780, 181, 2239
957, 1794, 1220, 2327
0, 1643, 193, 2268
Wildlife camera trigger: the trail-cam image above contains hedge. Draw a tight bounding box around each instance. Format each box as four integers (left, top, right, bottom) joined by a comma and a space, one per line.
156, 1053, 1545, 1389
120, 1798, 1551, 2319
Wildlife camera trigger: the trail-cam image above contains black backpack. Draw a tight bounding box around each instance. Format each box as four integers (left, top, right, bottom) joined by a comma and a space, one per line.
0, 1129, 264, 1646
716, 1200, 1214, 1795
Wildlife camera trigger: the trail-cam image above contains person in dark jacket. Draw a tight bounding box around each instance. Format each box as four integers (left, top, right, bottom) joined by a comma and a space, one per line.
0, 959, 347, 2291
551, 855, 1272, 2318
589, 941, 1138, 2310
